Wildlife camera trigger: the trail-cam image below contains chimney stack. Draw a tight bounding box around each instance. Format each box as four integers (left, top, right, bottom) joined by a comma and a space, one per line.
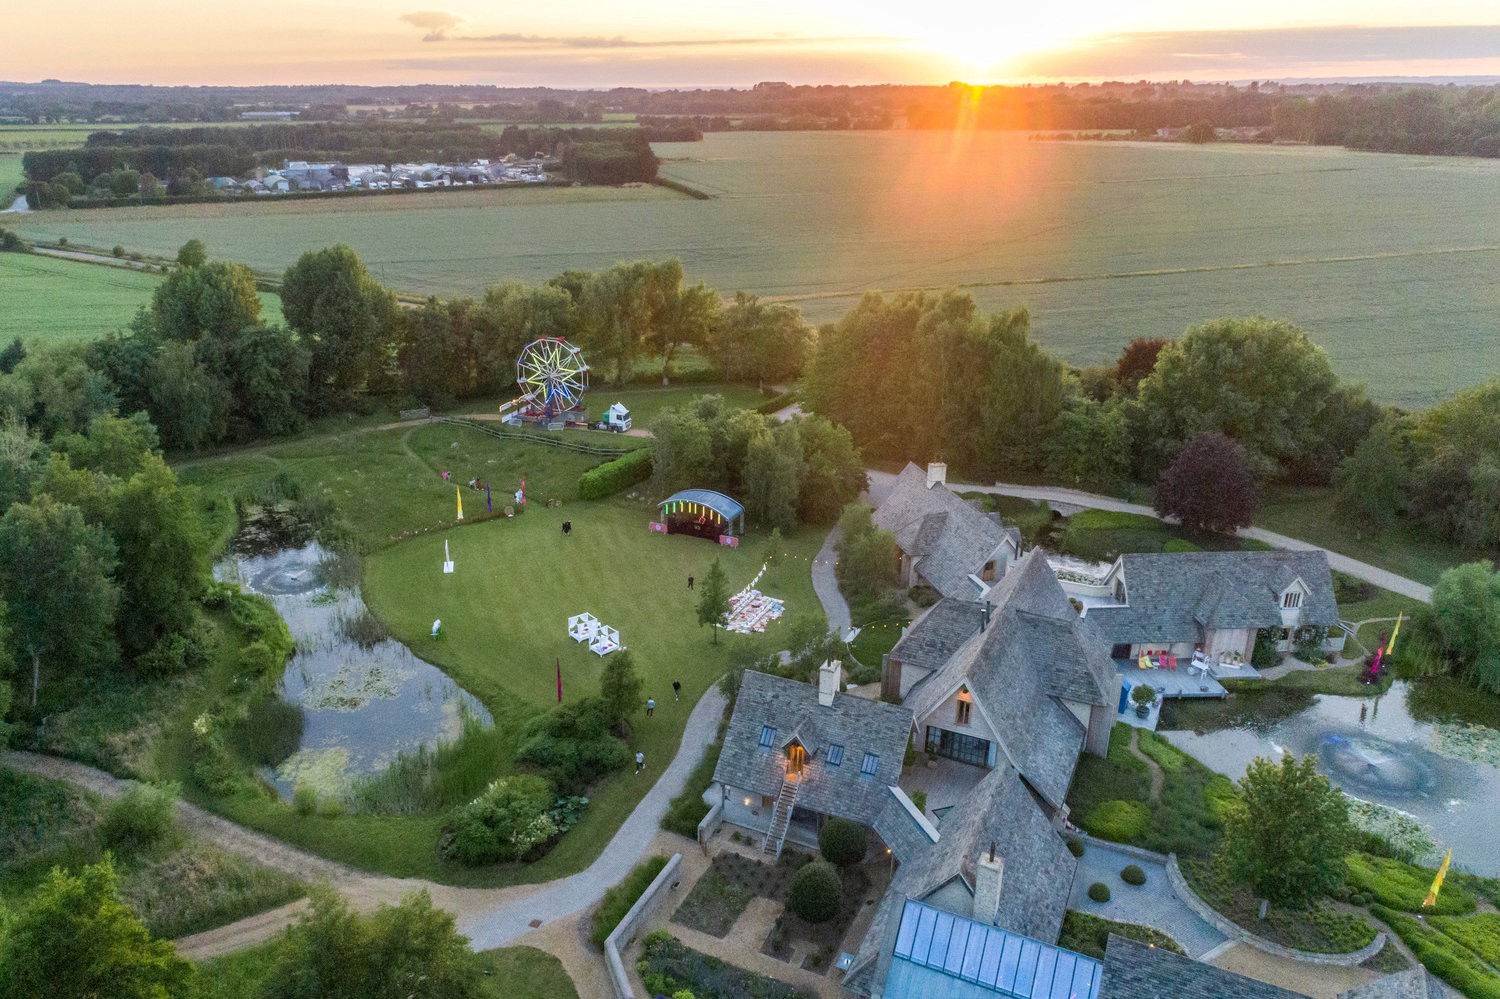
926, 462, 947, 489
974, 844, 1005, 925
818, 660, 841, 707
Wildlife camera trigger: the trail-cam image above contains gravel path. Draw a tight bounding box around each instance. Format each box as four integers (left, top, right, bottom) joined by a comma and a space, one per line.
811, 526, 851, 636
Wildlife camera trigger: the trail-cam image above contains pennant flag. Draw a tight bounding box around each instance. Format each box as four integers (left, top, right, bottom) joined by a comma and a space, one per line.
1385, 612, 1403, 657
520, 476, 527, 507
1423, 850, 1452, 909
486, 483, 492, 513
456, 486, 463, 521
556, 657, 563, 703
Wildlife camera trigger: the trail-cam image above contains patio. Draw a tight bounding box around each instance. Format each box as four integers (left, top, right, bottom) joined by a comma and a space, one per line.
900, 755, 987, 824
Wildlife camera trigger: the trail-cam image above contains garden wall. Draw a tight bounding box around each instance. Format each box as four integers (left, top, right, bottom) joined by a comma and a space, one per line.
697, 798, 724, 852
605, 852, 683, 999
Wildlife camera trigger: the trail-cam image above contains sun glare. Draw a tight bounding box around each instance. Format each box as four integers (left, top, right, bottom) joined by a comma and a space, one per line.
904, 3, 1083, 82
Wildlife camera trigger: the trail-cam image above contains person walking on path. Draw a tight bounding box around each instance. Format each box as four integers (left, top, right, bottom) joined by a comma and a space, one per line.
646, 698, 655, 717
634, 751, 645, 774
672, 679, 682, 702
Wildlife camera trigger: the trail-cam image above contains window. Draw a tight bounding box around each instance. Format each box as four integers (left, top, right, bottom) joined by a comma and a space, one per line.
758, 725, 776, 749
860, 753, 880, 779
955, 691, 972, 726
1283, 590, 1303, 609
926, 726, 992, 767
827, 744, 844, 767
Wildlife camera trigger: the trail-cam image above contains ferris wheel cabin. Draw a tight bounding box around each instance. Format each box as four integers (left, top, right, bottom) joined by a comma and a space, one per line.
658, 489, 745, 543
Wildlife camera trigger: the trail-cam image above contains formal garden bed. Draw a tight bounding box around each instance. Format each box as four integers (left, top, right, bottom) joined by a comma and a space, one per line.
1180, 854, 1378, 954
761, 862, 873, 972
673, 849, 812, 937
638, 931, 812, 999
1058, 911, 1185, 959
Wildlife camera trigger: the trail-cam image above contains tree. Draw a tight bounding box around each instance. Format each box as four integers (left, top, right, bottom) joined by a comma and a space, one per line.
743, 423, 802, 531
1154, 432, 1261, 534
475, 282, 578, 395
1113, 337, 1169, 393
696, 558, 731, 644
400, 298, 469, 407
137, 171, 159, 198
0, 498, 120, 707
51, 412, 160, 478
0, 676, 14, 748
834, 503, 897, 599
229, 325, 311, 439
787, 861, 842, 923
0, 338, 24, 375
706, 292, 814, 386
792, 416, 865, 525
257, 886, 484, 999
144, 340, 231, 451
647, 407, 713, 496
1045, 398, 1130, 494
0, 858, 194, 999
1182, 122, 1217, 143
579, 262, 651, 387
175, 239, 207, 269
1224, 754, 1351, 907
149, 260, 260, 348
1333, 416, 1415, 534
280, 245, 400, 405
1407, 381, 1500, 549
442, 775, 557, 866
599, 649, 643, 730
819, 817, 869, 866
1423, 562, 1500, 693
1134, 318, 1341, 480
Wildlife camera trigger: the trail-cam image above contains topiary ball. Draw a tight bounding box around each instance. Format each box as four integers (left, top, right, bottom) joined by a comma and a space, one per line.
1087, 882, 1112, 904
1120, 864, 1147, 886
1066, 837, 1085, 858
788, 861, 842, 923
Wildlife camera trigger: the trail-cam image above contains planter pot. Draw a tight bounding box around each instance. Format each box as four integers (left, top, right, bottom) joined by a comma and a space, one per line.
1134, 704, 1151, 719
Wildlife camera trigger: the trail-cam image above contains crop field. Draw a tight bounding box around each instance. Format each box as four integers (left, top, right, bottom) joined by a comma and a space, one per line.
7, 131, 1500, 406
0, 253, 284, 345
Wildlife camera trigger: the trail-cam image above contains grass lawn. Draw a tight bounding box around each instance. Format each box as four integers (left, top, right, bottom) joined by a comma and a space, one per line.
0, 252, 283, 347
0, 153, 21, 206
581, 382, 768, 429
1257, 485, 1476, 586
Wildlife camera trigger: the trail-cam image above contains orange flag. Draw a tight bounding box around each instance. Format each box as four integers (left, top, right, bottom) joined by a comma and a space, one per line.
1422, 850, 1452, 909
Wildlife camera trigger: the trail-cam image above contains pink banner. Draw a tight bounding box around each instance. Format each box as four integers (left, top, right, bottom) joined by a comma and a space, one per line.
718, 534, 740, 548
649, 521, 667, 533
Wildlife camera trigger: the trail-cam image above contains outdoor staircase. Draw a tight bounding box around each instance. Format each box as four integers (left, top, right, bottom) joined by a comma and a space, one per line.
762, 777, 800, 859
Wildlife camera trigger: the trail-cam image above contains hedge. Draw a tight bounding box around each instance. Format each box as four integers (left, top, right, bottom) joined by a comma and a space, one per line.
754, 391, 797, 416
1081, 800, 1151, 843
590, 854, 670, 947
578, 447, 652, 500
1373, 904, 1500, 999
662, 738, 721, 837
1345, 854, 1477, 916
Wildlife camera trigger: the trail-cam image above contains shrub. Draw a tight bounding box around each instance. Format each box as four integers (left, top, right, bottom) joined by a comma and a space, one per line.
517, 696, 631, 794
101, 782, 179, 851
578, 447, 652, 500
1059, 911, 1184, 960
590, 854, 669, 947
135, 624, 213, 677
1121, 865, 1147, 886
292, 784, 318, 816
1081, 800, 1150, 843
442, 774, 557, 865
1066, 837, 1085, 858
818, 818, 869, 867
787, 862, 841, 923
637, 932, 812, 999
1088, 882, 1112, 903
1374, 904, 1500, 999
1345, 854, 1476, 915
112, 245, 125, 258
910, 790, 927, 815
662, 739, 721, 837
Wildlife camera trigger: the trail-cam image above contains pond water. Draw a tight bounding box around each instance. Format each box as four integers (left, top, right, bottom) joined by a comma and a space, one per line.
1160, 681, 1500, 876
216, 528, 491, 800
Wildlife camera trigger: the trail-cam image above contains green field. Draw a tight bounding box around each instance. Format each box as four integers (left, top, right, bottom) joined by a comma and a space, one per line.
7, 131, 1500, 406
0, 253, 283, 345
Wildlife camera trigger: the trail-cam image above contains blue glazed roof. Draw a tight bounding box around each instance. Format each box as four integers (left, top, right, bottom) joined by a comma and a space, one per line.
659, 489, 744, 522
884, 899, 1103, 999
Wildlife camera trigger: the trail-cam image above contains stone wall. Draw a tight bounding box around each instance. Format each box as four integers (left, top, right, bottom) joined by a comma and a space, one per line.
605, 853, 684, 999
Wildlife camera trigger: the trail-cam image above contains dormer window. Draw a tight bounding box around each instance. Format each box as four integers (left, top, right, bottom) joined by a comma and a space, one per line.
827, 744, 844, 767
860, 753, 880, 779
758, 725, 776, 749
1282, 590, 1303, 609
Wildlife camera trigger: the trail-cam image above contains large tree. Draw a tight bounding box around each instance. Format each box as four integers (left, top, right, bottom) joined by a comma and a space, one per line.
0, 498, 120, 707
707, 292, 814, 387
280, 245, 400, 404
1134, 317, 1341, 479
696, 558, 732, 644
230, 324, 311, 439
792, 415, 866, 525
647, 406, 714, 496
1154, 432, 1261, 534
400, 298, 472, 407
1225, 754, 1352, 907
1423, 561, 1500, 694
144, 340, 231, 451
475, 282, 579, 395
149, 260, 261, 348
1045, 398, 1131, 495
834, 503, 897, 600
599, 649, 643, 730
743, 422, 803, 531
1113, 336, 1169, 393
0, 858, 194, 999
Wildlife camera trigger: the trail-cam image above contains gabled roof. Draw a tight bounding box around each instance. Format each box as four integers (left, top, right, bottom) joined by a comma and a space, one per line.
712, 670, 913, 826
1338, 968, 1454, 999
1099, 936, 1304, 999
1084, 550, 1340, 645
874, 464, 1013, 600
903, 551, 1111, 807
889, 598, 983, 673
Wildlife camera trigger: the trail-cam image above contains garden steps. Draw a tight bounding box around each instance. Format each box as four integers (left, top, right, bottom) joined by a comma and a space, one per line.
763, 778, 800, 858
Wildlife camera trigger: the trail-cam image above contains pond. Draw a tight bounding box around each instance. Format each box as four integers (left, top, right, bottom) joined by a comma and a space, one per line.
1160, 681, 1500, 876
216, 527, 491, 801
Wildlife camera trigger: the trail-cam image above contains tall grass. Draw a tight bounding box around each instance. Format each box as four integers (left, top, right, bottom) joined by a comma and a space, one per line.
349, 715, 509, 815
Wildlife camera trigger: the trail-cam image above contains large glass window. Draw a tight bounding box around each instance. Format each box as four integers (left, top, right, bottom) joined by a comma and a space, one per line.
926, 726, 991, 767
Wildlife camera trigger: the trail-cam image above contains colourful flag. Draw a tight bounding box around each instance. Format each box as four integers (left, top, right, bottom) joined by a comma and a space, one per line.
456, 486, 463, 521
486, 483, 492, 513
556, 657, 563, 703
1385, 612, 1403, 657
1423, 850, 1452, 909
520, 476, 527, 507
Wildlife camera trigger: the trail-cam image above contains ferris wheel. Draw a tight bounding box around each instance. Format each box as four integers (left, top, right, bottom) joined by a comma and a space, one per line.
516, 337, 589, 417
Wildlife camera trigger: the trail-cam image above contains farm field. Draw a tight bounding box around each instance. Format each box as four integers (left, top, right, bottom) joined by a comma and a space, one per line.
0, 252, 283, 345
7, 131, 1500, 406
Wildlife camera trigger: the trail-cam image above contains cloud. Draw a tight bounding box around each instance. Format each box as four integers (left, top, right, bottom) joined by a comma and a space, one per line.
400, 10, 462, 31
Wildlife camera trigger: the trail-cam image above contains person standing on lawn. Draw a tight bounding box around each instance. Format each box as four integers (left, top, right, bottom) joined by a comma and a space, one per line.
635, 751, 645, 774
672, 679, 682, 702
646, 697, 655, 717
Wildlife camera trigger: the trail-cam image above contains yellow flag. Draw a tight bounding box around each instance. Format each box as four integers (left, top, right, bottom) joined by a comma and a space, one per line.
1422, 850, 1451, 909
456, 486, 464, 521
1385, 612, 1403, 657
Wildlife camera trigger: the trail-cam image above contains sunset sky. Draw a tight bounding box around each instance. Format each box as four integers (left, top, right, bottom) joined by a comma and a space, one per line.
13, 0, 1500, 87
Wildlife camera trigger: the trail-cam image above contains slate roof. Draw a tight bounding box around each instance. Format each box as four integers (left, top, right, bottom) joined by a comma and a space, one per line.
712, 670, 913, 826
845, 762, 1080, 994
889, 598, 984, 673
1338, 969, 1454, 999
1084, 550, 1340, 646
874, 464, 1015, 600
1098, 936, 1305, 999
903, 551, 1111, 808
